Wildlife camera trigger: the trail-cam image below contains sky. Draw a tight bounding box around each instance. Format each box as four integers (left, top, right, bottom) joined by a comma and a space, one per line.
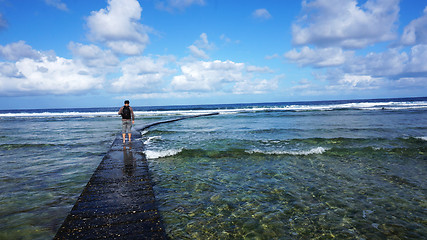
0, 0, 426, 109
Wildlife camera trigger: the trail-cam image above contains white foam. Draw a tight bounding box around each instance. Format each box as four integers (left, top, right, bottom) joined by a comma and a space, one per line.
247, 147, 328, 156
1, 100, 426, 118
416, 136, 427, 141
0, 111, 115, 118
145, 148, 183, 159
144, 136, 162, 145
140, 130, 149, 136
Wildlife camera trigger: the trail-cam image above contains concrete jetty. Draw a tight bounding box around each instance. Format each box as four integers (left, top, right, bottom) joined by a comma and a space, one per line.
54, 113, 219, 239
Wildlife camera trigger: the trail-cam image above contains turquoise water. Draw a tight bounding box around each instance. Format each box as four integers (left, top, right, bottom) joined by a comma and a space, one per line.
0, 98, 426, 239
0, 117, 118, 239
145, 106, 427, 239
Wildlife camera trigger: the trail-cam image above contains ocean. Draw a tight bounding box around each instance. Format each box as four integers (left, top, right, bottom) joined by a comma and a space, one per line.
0, 97, 426, 239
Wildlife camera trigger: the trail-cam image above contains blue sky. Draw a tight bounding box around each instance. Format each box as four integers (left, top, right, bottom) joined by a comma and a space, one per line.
0, 0, 426, 109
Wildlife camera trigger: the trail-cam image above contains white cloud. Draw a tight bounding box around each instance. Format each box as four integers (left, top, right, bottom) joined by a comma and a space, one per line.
194, 33, 214, 49
188, 33, 215, 59
86, 0, 151, 55
294, 44, 427, 97
285, 0, 427, 96
246, 65, 273, 73
0, 53, 103, 96
188, 45, 209, 59
233, 75, 281, 95
335, 74, 382, 90
291, 71, 384, 97
126, 91, 205, 100
68, 42, 120, 70
337, 45, 427, 80
156, 0, 205, 12
171, 60, 244, 92
401, 6, 427, 45
405, 44, 427, 73
285, 47, 352, 67
0, 41, 41, 61
252, 9, 272, 20
171, 60, 280, 95
44, 0, 68, 11
292, 0, 399, 49
111, 56, 176, 92
265, 53, 280, 60
343, 49, 408, 77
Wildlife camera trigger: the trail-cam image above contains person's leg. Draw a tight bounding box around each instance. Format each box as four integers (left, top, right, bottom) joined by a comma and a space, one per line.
122, 121, 127, 143
126, 120, 132, 142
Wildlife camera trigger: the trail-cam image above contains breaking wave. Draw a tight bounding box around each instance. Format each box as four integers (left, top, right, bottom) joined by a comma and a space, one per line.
246, 147, 328, 156
1, 98, 426, 118
145, 148, 183, 159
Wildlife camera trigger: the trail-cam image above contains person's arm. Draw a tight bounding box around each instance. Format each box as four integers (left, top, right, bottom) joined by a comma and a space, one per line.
130, 107, 135, 123
118, 106, 123, 116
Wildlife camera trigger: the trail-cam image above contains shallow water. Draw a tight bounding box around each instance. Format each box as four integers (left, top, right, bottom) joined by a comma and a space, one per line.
145, 106, 427, 239
0, 117, 118, 239
0, 98, 426, 239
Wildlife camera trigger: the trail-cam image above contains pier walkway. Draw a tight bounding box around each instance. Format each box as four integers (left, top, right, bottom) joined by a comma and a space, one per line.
54, 113, 218, 239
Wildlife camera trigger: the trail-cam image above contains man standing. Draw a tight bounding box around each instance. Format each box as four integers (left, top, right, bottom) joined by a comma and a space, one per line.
118, 100, 135, 144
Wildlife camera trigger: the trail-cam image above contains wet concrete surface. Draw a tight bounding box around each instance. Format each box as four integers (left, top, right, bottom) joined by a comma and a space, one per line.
54, 131, 168, 240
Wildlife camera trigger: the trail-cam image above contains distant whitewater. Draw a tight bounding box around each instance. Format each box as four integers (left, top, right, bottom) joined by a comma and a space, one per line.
0, 97, 426, 239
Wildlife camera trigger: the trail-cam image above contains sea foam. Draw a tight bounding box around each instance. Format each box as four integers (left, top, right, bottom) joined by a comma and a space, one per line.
247, 147, 328, 156
145, 148, 183, 159
143, 136, 162, 145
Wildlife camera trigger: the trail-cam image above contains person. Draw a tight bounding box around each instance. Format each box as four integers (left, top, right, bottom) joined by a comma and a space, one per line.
118, 100, 135, 144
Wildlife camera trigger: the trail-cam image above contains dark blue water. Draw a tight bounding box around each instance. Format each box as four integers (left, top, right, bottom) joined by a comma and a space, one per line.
0, 97, 426, 239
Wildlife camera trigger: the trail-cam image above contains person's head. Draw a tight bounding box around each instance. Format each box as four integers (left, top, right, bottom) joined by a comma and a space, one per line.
124, 100, 130, 106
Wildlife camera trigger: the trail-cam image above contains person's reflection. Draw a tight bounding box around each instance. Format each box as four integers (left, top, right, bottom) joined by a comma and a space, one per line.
123, 145, 135, 176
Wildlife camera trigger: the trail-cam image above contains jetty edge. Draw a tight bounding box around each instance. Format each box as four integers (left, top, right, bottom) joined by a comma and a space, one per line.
135, 112, 219, 131
54, 112, 219, 240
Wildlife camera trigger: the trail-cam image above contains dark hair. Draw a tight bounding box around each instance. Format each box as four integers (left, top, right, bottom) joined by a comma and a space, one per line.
124, 100, 130, 104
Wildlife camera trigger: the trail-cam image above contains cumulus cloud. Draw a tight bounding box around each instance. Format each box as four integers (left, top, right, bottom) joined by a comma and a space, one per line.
333, 45, 427, 81
252, 9, 272, 20
188, 33, 215, 59
233, 75, 281, 95
333, 74, 383, 90
171, 60, 244, 92
296, 45, 427, 96
86, 0, 151, 55
68, 42, 120, 70
285, 47, 353, 67
0, 48, 103, 96
44, 0, 68, 11
265, 53, 280, 60
171, 60, 279, 95
342, 49, 407, 77
404, 44, 427, 73
292, 0, 399, 49
111, 56, 176, 92
156, 0, 205, 12
285, 0, 427, 97
401, 6, 427, 45
246, 65, 273, 73
188, 45, 209, 59
0, 41, 41, 62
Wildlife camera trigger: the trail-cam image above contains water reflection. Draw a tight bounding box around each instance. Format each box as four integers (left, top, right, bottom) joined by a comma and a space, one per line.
122, 145, 135, 176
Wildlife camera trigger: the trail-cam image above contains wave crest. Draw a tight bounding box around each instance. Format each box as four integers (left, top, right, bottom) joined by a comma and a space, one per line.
145, 148, 183, 159
247, 147, 328, 156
